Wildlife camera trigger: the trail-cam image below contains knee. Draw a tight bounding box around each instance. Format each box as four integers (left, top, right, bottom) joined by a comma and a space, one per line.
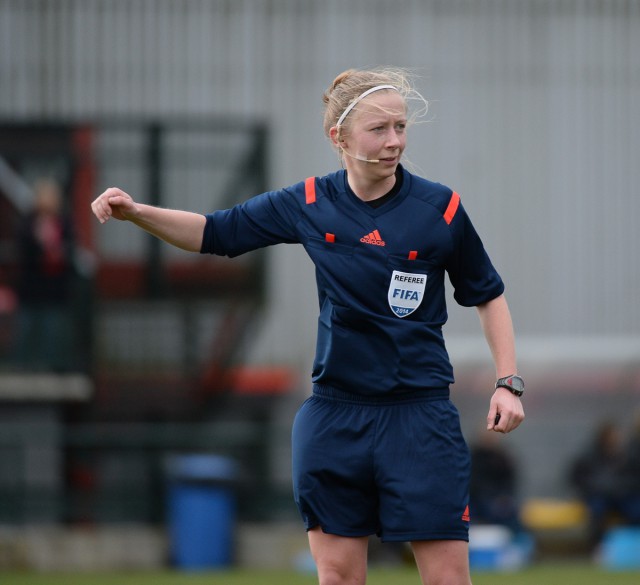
308, 529, 368, 585
413, 540, 471, 585
317, 564, 366, 585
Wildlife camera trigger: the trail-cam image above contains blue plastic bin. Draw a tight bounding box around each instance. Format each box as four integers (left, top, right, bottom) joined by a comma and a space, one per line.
601, 527, 640, 570
165, 454, 238, 570
468, 525, 534, 571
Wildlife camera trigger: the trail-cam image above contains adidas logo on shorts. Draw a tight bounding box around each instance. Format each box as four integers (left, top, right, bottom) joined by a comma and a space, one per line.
462, 505, 470, 522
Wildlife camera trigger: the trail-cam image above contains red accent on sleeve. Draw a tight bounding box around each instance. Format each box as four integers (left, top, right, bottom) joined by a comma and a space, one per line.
325, 233, 335, 243
408, 250, 418, 260
444, 191, 460, 225
305, 177, 316, 204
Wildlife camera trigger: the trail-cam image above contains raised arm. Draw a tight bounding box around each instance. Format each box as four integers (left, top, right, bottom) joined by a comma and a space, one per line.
476, 293, 525, 434
91, 187, 206, 252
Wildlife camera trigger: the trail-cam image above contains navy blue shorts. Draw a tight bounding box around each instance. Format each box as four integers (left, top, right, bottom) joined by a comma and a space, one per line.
292, 384, 471, 542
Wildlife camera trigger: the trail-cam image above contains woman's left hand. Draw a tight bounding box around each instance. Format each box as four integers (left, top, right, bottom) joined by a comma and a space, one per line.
486, 386, 525, 433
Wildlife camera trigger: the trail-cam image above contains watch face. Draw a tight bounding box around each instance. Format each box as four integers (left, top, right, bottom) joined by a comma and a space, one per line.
506, 376, 524, 392
497, 375, 524, 395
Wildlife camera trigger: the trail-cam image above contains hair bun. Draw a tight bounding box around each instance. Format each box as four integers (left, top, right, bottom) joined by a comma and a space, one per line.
322, 69, 356, 104
331, 69, 356, 91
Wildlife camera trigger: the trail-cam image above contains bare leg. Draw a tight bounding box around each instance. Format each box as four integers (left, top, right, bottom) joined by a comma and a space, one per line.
308, 527, 369, 585
411, 539, 472, 585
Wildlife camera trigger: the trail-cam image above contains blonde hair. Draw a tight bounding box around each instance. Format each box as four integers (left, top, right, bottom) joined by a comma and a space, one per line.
322, 67, 428, 139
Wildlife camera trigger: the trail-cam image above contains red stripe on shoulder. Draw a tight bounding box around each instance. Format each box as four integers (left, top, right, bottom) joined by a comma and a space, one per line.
305, 177, 316, 204
443, 191, 460, 225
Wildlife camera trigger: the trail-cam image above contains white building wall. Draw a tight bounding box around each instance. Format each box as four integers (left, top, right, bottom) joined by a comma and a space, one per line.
1, 0, 639, 373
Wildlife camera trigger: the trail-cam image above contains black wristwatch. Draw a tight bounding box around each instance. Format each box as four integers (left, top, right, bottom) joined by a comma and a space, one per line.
495, 375, 524, 397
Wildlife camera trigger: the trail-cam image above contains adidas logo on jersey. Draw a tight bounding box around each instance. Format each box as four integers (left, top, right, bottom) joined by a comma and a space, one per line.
360, 229, 385, 246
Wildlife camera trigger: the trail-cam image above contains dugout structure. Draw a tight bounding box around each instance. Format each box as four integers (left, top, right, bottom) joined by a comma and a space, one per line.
0, 119, 287, 524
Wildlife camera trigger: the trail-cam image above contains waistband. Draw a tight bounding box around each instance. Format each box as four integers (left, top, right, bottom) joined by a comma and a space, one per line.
312, 383, 450, 405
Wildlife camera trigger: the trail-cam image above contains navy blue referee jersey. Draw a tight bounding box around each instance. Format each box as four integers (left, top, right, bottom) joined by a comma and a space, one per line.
200, 165, 504, 396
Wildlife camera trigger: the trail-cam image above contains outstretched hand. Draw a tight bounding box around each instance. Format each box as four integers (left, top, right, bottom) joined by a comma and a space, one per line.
487, 386, 524, 434
91, 187, 139, 224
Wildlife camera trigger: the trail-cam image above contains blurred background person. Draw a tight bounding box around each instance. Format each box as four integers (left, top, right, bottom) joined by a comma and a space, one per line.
618, 413, 640, 526
12, 177, 76, 371
569, 420, 629, 549
469, 428, 523, 533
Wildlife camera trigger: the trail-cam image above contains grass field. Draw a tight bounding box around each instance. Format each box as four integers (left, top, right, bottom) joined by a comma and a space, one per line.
2, 564, 639, 585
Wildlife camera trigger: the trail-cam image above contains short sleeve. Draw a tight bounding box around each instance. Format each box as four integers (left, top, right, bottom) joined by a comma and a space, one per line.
200, 188, 302, 257
445, 200, 504, 307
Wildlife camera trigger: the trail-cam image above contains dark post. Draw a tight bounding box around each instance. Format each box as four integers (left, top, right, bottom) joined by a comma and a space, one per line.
146, 123, 166, 297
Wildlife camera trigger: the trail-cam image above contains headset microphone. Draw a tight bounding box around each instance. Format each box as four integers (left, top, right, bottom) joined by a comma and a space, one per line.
340, 148, 380, 164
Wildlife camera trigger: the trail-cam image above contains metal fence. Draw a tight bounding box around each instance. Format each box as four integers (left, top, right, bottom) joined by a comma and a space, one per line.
0, 117, 274, 525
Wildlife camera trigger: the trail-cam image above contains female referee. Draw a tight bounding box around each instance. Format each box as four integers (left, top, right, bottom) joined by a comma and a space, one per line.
92, 67, 525, 585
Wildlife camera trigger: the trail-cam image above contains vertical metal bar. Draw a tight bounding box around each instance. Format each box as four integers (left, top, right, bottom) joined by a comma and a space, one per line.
145, 122, 165, 297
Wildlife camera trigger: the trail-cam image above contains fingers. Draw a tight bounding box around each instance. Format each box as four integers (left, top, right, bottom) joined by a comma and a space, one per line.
91, 187, 129, 223
491, 412, 519, 434
91, 187, 115, 223
487, 390, 525, 434
91, 196, 111, 224
489, 406, 524, 434
487, 405, 499, 431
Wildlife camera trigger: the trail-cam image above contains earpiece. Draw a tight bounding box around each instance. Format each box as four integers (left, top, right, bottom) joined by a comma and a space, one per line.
340, 149, 380, 164
335, 127, 379, 163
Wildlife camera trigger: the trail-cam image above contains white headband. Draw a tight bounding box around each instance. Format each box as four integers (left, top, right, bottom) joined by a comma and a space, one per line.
336, 84, 399, 127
